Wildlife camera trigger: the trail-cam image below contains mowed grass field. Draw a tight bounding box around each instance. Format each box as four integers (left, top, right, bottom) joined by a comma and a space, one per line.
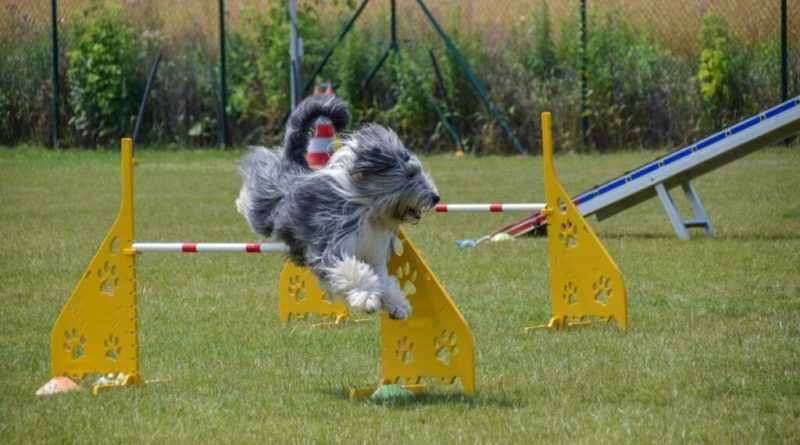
1, 145, 799, 443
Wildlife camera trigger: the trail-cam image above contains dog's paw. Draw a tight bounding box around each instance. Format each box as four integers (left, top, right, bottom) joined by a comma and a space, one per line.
383, 296, 412, 320
346, 290, 382, 314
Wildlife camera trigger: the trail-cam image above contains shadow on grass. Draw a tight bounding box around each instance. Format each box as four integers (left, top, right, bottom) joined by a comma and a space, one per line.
320, 389, 522, 409
519, 231, 680, 241
599, 231, 800, 241
718, 233, 800, 241
595, 232, 682, 240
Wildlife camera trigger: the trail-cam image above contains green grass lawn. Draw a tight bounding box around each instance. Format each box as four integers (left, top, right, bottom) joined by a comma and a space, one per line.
1, 145, 798, 443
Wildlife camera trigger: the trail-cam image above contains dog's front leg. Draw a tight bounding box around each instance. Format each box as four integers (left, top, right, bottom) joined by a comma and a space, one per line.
317, 255, 383, 314
374, 262, 412, 320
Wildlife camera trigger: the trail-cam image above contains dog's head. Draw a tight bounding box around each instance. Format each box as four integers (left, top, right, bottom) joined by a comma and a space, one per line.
328, 123, 440, 225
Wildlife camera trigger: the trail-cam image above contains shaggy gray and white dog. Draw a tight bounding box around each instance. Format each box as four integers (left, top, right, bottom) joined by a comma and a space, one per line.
236, 95, 439, 319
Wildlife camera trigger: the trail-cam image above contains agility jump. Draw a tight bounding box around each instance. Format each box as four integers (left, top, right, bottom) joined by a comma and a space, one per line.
42, 113, 627, 398
279, 113, 629, 332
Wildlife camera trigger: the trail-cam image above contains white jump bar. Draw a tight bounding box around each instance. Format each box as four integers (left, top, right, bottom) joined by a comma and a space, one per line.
131, 203, 547, 254
434, 203, 545, 213
132, 242, 289, 253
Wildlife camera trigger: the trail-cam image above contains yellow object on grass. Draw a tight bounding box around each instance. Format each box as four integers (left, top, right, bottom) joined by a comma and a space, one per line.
49, 138, 141, 388
528, 112, 628, 330
279, 229, 476, 398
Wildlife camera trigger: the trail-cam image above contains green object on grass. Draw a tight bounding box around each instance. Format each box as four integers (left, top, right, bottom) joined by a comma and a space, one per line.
782, 209, 800, 219
370, 384, 414, 402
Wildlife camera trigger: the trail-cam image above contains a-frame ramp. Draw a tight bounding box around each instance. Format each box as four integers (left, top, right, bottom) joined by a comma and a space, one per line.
494, 96, 800, 240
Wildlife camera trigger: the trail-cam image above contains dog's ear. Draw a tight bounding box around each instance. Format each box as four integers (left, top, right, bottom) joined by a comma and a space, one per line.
350, 147, 398, 176
349, 124, 408, 176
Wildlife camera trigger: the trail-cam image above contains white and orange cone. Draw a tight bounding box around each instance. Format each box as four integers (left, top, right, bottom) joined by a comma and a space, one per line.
306, 85, 337, 169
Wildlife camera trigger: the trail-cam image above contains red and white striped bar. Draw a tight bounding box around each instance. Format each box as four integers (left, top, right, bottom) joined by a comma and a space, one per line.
434, 203, 545, 213
130, 204, 547, 253
132, 242, 289, 253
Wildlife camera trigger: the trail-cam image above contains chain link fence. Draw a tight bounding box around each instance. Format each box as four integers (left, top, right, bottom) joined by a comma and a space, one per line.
1, 0, 797, 152
414, 1, 797, 57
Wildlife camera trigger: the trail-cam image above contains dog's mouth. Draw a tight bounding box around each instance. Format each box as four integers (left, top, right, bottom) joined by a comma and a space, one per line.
403, 207, 423, 223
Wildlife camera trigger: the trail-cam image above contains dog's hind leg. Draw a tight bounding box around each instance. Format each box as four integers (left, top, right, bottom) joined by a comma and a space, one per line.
321, 256, 383, 314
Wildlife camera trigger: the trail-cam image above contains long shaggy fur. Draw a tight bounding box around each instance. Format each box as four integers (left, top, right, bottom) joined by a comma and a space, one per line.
236, 95, 439, 319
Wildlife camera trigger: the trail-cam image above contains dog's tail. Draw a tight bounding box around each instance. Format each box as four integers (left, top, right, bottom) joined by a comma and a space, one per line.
236, 147, 287, 236
282, 95, 350, 166
237, 96, 350, 236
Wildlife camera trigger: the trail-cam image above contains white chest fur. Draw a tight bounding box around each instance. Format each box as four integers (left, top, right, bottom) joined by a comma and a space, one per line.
335, 217, 393, 267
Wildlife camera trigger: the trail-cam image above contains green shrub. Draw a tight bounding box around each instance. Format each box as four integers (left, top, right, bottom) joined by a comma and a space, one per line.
528, 2, 559, 80
65, 2, 143, 147
0, 8, 53, 146
225, 1, 329, 145
324, 28, 385, 117
226, 27, 263, 137
694, 13, 751, 131
562, 10, 692, 151
436, 9, 485, 152
232, 5, 290, 130
320, 6, 402, 128
503, 5, 579, 153
751, 40, 781, 106
158, 33, 219, 147
384, 52, 437, 150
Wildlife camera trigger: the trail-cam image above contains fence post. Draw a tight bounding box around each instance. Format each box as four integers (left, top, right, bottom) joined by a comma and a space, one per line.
289, 0, 301, 110
50, 0, 60, 149
391, 0, 398, 51
781, 0, 788, 103
579, 0, 588, 153
218, 0, 229, 147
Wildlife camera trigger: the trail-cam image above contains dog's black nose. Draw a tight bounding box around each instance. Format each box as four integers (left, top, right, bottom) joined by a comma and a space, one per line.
431, 194, 441, 205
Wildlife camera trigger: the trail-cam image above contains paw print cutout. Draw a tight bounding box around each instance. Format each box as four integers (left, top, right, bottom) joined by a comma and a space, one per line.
392, 237, 404, 257
562, 282, 578, 305
558, 219, 578, 248
109, 236, 121, 254
104, 334, 122, 360
593, 275, 613, 305
557, 198, 568, 214
395, 262, 418, 296
395, 336, 414, 364
63, 328, 86, 360
434, 330, 459, 365
287, 275, 307, 303
98, 261, 119, 296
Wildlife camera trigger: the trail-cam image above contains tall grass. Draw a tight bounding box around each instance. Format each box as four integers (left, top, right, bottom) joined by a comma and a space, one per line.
1, 144, 798, 442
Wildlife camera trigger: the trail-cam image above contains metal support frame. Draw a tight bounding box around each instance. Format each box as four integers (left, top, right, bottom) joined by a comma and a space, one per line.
132, 53, 162, 150
302, 0, 371, 96
429, 49, 463, 151
362, 46, 393, 91
397, 51, 461, 151
415, 0, 528, 154
654, 177, 715, 240
275, 0, 372, 131
277, 0, 527, 154
50, 0, 60, 148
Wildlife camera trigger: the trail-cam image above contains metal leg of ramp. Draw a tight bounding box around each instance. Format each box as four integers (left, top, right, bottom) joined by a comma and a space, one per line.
655, 176, 715, 240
